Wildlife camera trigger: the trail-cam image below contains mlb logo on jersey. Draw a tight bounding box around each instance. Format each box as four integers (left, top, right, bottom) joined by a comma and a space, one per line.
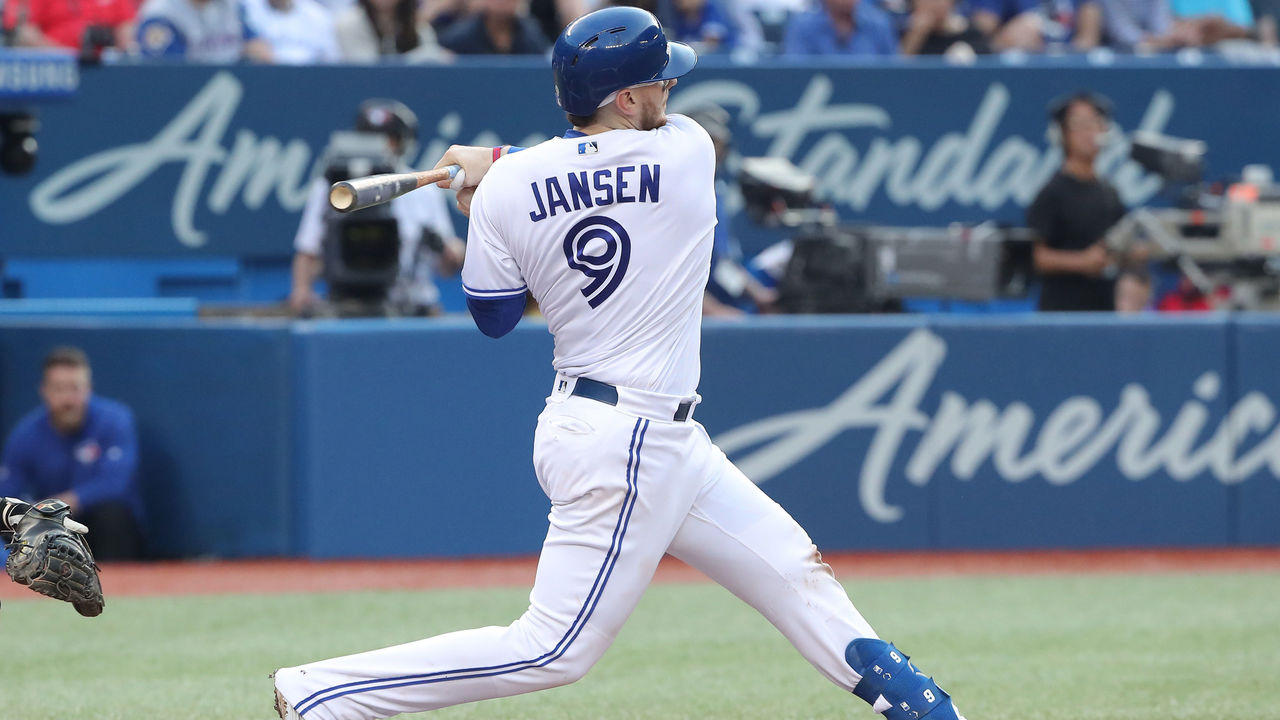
578, 141, 599, 155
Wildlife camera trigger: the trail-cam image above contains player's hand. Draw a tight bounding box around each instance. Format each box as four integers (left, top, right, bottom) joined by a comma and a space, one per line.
432, 145, 492, 191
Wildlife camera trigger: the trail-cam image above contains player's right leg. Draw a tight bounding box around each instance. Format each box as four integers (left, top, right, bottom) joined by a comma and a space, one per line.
665, 438, 966, 719
274, 395, 706, 720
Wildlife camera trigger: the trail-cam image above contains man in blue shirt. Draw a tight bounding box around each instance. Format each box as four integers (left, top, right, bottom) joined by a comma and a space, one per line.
783, 0, 898, 56
0, 347, 145, 561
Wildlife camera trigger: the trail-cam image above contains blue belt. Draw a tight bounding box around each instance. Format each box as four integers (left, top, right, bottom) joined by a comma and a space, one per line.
571, 377, 694, 422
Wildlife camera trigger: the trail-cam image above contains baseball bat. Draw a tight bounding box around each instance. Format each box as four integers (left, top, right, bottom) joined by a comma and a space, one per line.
329, 165, 464, 213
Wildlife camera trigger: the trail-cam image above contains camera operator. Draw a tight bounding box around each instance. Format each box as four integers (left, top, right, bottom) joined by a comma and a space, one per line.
289, 99, 464, 317
1029, 92, 1145, 312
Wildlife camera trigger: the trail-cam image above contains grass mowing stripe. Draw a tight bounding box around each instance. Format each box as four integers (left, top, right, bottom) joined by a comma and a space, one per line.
1, 572, 1276, 719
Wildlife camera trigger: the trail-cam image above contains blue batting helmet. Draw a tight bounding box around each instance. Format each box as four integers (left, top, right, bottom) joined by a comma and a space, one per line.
552, 6, 697, 117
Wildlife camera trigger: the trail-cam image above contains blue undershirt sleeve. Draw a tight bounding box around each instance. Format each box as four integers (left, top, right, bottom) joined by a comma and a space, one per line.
466, 294, 527, 338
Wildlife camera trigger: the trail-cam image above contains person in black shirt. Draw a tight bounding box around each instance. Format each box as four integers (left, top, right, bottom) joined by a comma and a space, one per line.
438, 0, 550, 54
900, 0, 992, 56
1027, 92, 1128, 312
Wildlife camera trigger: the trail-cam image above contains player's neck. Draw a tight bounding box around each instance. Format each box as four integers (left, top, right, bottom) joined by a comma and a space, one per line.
574, 120, 637, 135
576, 108, 645, 135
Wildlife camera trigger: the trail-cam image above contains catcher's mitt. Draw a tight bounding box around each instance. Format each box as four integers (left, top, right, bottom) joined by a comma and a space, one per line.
4, 499, 105, 617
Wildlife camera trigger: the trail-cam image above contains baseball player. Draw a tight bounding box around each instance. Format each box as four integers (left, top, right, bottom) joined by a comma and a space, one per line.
273, 7, 968, 720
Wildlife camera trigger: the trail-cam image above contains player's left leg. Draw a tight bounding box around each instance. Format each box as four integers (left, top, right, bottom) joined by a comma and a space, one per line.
665, 432, 966, 719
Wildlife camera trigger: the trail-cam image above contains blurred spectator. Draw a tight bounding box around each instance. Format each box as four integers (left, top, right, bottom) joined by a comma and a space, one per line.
0, 347, 145, 561
971, 0, 1102, 51
734, 0, 808, 51
604, 0, 659, 13
782, 0, 897, 55
1156, 274, 1229, 310
900, 0, 992, 55
721, 0, 768, 55
336, 0, 447, 61
241, 0, 341, 63
688, 106, 778, 316
659, 0, 740, 52
1165, 0, 1253, 45
1114, 267, 1152, 311
1028, 92, 1129, 311
1252, 0, 1278, 42
528, 0, 585, 47
135, 0, 272, 61
311, 0, 356, 11
419, 0, 468, 32
290, 100, 464, 317
0, 0, 137, 56
438, 0, 550, 54
1097, 0, 1172, 50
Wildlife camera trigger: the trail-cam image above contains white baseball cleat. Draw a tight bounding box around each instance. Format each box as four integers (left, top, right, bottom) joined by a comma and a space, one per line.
272, 673, 301, 720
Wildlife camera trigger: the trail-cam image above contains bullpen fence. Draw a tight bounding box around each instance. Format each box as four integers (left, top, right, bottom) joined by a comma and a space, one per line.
0, 314, 1276, 558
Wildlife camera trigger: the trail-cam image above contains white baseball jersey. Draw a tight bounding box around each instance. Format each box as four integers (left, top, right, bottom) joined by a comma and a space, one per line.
295, 174, 457, 308
461, 114, 717, 397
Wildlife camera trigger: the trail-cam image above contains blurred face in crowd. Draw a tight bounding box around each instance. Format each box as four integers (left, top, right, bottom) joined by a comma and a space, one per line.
42, 363, 92, 434
674, 0, 706, 14
484, 0, 523, 20
825, 0, 858, 18
1061, 99, 1108, 162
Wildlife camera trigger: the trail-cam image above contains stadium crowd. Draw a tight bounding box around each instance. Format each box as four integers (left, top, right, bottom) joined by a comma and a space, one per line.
0, 0, 1275, 63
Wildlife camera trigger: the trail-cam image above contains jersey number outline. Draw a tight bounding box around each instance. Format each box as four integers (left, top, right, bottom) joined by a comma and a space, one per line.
563, 215, 631, 309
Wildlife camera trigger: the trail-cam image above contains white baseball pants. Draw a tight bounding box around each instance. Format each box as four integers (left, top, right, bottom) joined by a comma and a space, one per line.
275, 382, 878, 719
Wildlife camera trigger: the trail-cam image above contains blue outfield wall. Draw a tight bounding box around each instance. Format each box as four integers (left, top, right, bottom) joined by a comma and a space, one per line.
0, 315, 1277, 558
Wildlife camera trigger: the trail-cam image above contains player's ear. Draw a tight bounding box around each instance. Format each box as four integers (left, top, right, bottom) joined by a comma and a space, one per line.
616, 88, 640, 115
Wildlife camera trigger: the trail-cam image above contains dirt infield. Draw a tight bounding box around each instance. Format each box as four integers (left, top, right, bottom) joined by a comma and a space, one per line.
3, 548, 1278, 600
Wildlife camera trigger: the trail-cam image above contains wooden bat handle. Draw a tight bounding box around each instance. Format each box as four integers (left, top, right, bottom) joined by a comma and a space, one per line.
329, 165, 462, 213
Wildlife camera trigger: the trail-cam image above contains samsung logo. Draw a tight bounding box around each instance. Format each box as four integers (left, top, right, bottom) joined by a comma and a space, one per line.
0, 54, 78, 94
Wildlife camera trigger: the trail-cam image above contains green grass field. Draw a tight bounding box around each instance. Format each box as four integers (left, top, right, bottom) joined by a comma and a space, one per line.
3, 571, 1278, 720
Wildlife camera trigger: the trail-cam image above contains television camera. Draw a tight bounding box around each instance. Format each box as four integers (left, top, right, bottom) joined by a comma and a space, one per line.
1106, 131, 1280, 309
737, 156, 1032, 313
318, 131, 404, 313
